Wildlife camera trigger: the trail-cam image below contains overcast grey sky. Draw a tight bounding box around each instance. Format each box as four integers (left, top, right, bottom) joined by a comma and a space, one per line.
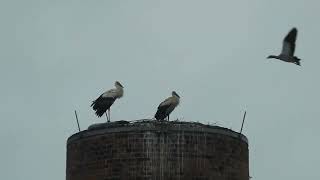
1, 0, 319, 179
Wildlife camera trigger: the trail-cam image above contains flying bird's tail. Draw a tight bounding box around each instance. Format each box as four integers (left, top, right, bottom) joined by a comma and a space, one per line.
91, 96, 115, 117
294, 57, 301, 66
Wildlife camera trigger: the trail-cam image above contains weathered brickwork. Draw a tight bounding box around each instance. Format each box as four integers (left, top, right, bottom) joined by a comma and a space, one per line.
66, 120, 249, 180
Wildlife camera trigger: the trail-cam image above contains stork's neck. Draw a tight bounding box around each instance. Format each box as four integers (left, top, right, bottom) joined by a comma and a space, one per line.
115, 84, 123, 89
172, 95, 180, 105
116, 86, 124, 98
172, 94, 180, 101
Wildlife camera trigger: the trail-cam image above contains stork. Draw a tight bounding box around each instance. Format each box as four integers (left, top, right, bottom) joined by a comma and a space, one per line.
154, 91, 180, 121
267, 27, 301, 66
91, 81, 124, 122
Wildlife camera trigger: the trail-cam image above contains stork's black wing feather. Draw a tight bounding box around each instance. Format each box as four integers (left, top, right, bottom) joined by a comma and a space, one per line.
91, 96, 116, 117
155, 104, 170, 120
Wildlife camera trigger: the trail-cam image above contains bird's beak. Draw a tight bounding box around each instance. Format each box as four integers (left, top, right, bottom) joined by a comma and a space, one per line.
173, 92, 180, 98
118, 82, 124, 88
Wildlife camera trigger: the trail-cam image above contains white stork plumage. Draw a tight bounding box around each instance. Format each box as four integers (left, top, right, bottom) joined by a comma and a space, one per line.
154, 91, 180, 121
267, 27, 301, 66
91, 81, 124, 122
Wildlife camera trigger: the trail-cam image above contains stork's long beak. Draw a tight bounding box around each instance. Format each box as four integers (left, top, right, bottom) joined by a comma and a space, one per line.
116, 81, 124, 88
172, 91, 180, 98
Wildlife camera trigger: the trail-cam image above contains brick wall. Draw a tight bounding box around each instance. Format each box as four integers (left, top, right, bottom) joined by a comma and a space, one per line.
66, 121, 249, 180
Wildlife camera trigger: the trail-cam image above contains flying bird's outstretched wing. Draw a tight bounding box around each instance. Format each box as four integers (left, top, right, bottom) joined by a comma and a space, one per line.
281, 28, 297, 56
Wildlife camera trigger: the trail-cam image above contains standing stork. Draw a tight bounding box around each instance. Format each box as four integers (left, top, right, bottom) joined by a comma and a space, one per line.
267, 27, 301, 66
154, 91, 180, 121
91, 81, 124, 122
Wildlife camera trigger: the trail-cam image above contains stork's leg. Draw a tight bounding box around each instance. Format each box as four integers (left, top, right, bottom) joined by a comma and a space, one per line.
168, 115, 170, 121
105, 112, 109, 122
108, 109, 111, 122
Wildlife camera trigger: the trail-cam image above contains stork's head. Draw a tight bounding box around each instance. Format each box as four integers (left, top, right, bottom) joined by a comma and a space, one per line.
172, 91, 180, 98
115, 81, 124, 88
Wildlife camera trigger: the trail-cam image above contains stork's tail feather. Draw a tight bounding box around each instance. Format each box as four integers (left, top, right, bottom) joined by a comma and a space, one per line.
155, 112, 166, 120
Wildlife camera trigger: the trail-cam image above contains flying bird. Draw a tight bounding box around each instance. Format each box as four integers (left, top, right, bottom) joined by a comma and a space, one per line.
91, 81, 124, 122
267, 27, 301, 66
155, 91, 180, 121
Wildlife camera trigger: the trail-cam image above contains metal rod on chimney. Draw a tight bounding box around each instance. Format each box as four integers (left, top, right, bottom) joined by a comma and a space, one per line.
75, 110, 81, 132
240, 110, 246, 135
